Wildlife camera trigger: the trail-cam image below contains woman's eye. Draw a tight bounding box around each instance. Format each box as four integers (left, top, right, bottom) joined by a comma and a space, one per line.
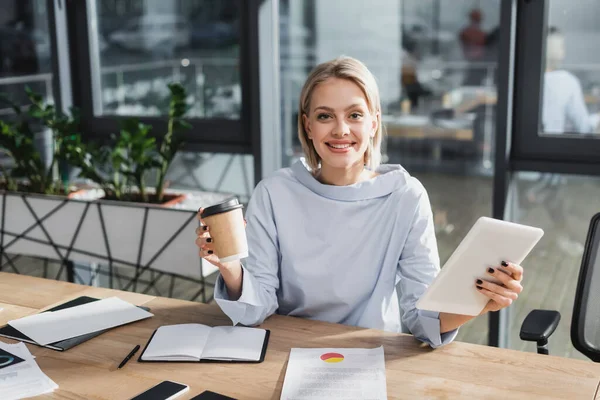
349, 112, 363, 119
316, 113, 331, 120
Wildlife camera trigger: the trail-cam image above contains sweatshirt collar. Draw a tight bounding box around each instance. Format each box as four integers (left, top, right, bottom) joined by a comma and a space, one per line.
291, 159, 408, 201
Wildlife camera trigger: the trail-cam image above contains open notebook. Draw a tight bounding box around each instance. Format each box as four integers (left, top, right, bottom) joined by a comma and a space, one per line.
138, 324, 270, 363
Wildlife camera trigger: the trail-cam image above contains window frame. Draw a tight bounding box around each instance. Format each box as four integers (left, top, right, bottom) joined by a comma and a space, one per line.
512, 0, 600, 168
66, 0, 260, 155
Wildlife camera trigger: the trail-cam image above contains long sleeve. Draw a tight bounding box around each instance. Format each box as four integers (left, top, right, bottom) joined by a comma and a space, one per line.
397, 189, 458, 348
213, 182, 280, 326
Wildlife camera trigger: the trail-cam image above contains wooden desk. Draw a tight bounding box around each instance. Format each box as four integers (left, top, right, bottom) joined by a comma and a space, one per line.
386, 123, 474, 141
455, 92, 598, 114
1, 272, 599, 399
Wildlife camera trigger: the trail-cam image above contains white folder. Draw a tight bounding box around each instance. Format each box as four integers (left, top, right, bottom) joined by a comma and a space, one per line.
8, 297, 153, 345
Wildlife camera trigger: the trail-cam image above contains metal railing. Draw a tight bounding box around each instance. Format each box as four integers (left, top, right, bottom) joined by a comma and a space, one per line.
98, 57, 238, 117
0, 73, 54, 116
0, 57, 240, 118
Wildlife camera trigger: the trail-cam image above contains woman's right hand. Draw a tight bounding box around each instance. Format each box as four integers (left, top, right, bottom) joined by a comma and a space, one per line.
195, 208, 243, 272
196, 208, 244, 300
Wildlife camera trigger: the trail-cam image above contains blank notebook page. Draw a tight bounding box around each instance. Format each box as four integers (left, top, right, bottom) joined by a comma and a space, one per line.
201, 326, 266, 361
143, 324, 211, 360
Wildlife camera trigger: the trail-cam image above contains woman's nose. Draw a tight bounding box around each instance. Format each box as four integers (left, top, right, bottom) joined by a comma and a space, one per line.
332, 119, 350, 136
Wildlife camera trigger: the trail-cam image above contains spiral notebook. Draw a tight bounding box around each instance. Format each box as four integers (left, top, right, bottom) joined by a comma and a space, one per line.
138, 324, 270, 363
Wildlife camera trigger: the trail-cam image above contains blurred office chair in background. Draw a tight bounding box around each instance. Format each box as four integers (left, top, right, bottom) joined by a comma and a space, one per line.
520, 212, 600, 362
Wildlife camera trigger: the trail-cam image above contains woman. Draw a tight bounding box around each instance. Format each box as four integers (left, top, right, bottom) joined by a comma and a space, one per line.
196, 57, 523, 348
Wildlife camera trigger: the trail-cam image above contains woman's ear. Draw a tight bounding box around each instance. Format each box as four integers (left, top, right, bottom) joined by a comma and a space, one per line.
371, 111, 379, 137
302, 113, 312, 139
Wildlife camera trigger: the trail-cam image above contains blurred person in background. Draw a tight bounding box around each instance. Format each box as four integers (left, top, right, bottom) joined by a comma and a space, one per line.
459, 9, 487, 86
526, 27, 599, 256
542, 27, 599, 134
400, 47, 432, 109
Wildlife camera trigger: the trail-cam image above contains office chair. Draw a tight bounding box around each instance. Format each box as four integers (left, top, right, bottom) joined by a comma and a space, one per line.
520, 212, 600, 361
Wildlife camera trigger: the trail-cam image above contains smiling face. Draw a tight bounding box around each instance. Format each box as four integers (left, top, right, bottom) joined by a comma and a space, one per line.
302, 78, 378, 171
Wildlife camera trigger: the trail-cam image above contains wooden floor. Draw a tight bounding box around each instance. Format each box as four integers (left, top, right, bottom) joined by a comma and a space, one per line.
4, 171, 600, 361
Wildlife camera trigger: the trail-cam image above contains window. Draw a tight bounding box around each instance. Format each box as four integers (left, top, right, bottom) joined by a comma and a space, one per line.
512, 0, 600, 167
0, 0, 53, 113
88, 0, 241, 119
539, 1, 600, 137
69, 0, 258, 153
280, 0, 502, 173
509, 172, 600, 359
279, 0, 503, 346
504, 0, 600, 357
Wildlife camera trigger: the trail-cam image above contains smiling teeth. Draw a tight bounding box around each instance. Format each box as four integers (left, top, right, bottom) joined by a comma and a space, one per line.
329, 144, 351, 149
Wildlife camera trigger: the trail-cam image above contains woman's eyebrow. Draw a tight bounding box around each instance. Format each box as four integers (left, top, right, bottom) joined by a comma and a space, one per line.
313, 103, 364, 112
313, 106, 334, 112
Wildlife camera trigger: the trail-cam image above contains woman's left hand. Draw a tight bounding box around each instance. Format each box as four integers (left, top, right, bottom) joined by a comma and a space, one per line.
477, 262, 524, 314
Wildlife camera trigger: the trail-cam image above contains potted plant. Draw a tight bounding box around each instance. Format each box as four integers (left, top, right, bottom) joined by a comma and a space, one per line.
64, 83, 190, 206
0, 88, 93, 197
0, 83, 225, 287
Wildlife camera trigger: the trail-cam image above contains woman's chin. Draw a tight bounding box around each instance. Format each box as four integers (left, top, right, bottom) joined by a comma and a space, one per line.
320, 156, 362, 170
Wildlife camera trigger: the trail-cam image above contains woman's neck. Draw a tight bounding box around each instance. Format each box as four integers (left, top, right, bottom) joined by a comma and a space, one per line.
316, 162, 375, 186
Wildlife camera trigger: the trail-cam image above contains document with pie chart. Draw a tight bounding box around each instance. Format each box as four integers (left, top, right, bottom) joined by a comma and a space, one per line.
280, 346, 387, 400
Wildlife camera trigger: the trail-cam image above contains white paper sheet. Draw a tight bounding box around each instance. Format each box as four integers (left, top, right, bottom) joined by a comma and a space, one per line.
0, 341, 58, 400
280, 346, 387, 400
8, 297, 153, 345
143, 324, 211, 361
202, 326, 266, 361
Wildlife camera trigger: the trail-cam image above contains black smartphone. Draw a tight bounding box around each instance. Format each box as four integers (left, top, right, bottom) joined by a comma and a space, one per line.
190, 390, 237, 400
130, 380, 189, 400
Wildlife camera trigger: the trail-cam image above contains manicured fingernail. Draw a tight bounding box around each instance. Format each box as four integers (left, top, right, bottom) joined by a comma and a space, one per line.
501, 261, 508, 267
476, 279, 483, 285
208, 250, 213, 255
476, 286, 482, 290
206, 238, 212, 243
488, 267, 495, 274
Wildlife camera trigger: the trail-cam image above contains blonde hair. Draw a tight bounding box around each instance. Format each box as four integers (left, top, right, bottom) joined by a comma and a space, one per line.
298, 56, 383, 171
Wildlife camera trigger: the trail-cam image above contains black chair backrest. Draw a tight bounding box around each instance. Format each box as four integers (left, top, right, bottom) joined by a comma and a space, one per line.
571, 212, 600, 362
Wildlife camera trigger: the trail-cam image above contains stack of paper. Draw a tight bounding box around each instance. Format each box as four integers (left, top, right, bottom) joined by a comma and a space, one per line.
0, 341, 58, 400
280, 346, 388, 400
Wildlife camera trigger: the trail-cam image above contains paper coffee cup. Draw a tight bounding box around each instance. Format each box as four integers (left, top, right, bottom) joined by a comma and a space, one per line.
200, 198, 248, 262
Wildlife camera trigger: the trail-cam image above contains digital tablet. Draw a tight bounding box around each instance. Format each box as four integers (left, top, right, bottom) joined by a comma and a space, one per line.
416, 217, 544, 316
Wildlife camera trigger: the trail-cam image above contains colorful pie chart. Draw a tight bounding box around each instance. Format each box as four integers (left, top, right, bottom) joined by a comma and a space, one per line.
320, 352, 344, 363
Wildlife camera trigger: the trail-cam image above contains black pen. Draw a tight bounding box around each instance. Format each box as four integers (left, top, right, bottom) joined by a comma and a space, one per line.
118, 344, 140, 369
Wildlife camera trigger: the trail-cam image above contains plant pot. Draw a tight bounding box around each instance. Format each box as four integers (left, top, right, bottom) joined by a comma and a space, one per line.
99, 192, 188, 208
0, 183, 104, 201
67, 188, 105, 201
0, 190, 225, 280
